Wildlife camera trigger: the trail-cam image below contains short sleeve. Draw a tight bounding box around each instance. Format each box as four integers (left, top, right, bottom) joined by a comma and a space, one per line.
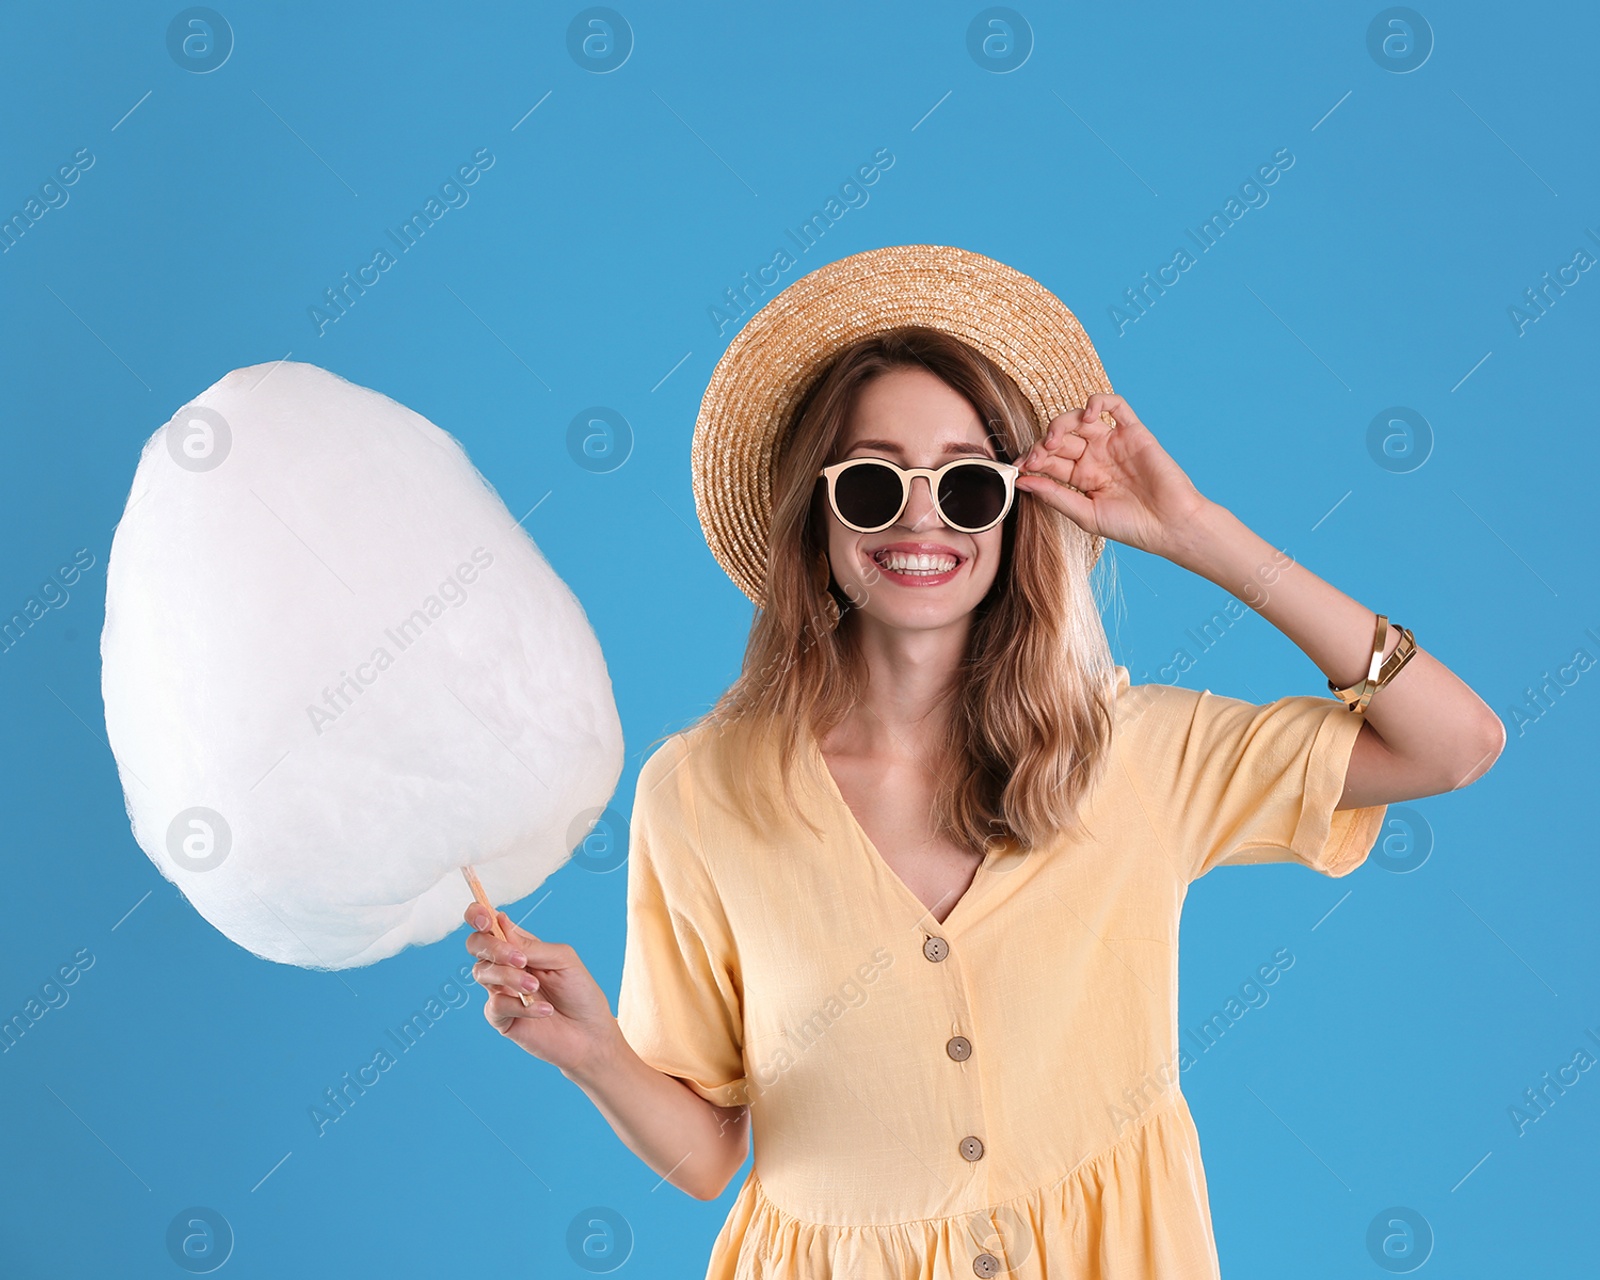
1118, 680, 1389, 883
614, 735, 749, 1109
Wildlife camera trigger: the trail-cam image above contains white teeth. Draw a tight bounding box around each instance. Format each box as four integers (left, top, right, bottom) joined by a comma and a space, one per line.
874, 551, 958, 574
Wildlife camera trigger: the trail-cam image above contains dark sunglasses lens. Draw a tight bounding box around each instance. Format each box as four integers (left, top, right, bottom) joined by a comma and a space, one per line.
938, 463, 1008, 530
834, 462, 903, 528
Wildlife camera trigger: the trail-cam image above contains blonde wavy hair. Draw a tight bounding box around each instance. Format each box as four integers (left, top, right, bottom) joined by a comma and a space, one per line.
671, 326, 1120, 855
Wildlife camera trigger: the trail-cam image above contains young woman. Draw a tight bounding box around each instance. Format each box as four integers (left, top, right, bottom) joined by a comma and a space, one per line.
464, 250, 1503, 1278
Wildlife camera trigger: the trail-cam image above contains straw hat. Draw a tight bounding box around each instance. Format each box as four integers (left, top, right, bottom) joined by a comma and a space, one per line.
690, 243, 1113, 608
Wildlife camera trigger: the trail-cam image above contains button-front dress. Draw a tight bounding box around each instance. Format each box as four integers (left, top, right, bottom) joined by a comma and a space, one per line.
616, 665, 1389, 1279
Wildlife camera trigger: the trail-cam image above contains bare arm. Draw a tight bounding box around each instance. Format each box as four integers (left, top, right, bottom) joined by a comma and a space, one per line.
1167, 499, 1506, 805
465, 905, 748, 1202
1016, 392, 1506, 805
561, 1022, 749, 1202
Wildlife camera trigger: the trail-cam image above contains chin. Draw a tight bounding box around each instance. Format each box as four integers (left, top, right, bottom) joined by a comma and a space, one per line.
851, 591, 987, 630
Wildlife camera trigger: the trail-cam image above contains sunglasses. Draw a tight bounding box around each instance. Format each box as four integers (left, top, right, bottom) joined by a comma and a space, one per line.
817, 456, 1020, 535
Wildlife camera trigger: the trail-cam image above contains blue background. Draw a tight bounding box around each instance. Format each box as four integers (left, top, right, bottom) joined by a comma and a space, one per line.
2, 2, 1594, 1276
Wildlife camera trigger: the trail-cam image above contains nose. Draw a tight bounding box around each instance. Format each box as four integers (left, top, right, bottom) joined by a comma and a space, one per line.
900, 474, 942, 530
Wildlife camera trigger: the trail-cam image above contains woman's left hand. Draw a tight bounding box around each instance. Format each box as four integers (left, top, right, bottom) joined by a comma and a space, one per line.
1015, 393, 1210, 559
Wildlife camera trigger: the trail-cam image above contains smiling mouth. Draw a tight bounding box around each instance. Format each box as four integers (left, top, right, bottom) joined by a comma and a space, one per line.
869, 548, 963, 577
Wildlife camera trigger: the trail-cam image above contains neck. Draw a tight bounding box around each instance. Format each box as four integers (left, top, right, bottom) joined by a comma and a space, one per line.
825, 612, 972, 760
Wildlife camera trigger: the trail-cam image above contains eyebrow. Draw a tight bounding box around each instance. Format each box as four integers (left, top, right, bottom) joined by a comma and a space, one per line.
845, 437, 996, 458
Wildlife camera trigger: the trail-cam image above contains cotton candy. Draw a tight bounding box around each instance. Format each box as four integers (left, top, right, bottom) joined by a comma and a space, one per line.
100, 362, 622, 969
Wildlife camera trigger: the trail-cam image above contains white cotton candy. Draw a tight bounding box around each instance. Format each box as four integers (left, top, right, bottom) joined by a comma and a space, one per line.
101, 362, 623, 969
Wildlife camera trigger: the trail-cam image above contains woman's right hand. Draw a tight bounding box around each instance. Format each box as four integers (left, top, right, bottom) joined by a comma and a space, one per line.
463, 904, 621, 1077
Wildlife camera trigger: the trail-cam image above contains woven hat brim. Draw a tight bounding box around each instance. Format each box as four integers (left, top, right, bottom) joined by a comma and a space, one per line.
692, 243, 1112, 608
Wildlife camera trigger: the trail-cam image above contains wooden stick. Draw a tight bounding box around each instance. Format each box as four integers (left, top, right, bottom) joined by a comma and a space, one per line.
461, 865, 532, 1008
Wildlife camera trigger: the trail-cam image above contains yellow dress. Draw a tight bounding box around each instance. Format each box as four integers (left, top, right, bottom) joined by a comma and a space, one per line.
616, 665, 1388, 1279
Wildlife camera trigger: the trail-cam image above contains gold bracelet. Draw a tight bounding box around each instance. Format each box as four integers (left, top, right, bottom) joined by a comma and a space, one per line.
1329, 613, 1387, 713
1329, 614, 1417, 712
1377, 624, 1417, 689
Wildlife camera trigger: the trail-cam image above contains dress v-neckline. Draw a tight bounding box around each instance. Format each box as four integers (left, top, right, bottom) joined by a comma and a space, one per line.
804, 727, 992, 933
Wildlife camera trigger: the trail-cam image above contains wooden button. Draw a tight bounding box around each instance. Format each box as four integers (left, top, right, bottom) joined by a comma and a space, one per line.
946, 1035, 972, 1061
923, 936, 950, 962
973, 1253, 1000, 1278
959, 1134, 984, 1161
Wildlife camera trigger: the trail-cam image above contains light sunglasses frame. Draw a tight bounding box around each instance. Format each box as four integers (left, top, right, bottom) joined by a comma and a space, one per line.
816, 456, 1022, 535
